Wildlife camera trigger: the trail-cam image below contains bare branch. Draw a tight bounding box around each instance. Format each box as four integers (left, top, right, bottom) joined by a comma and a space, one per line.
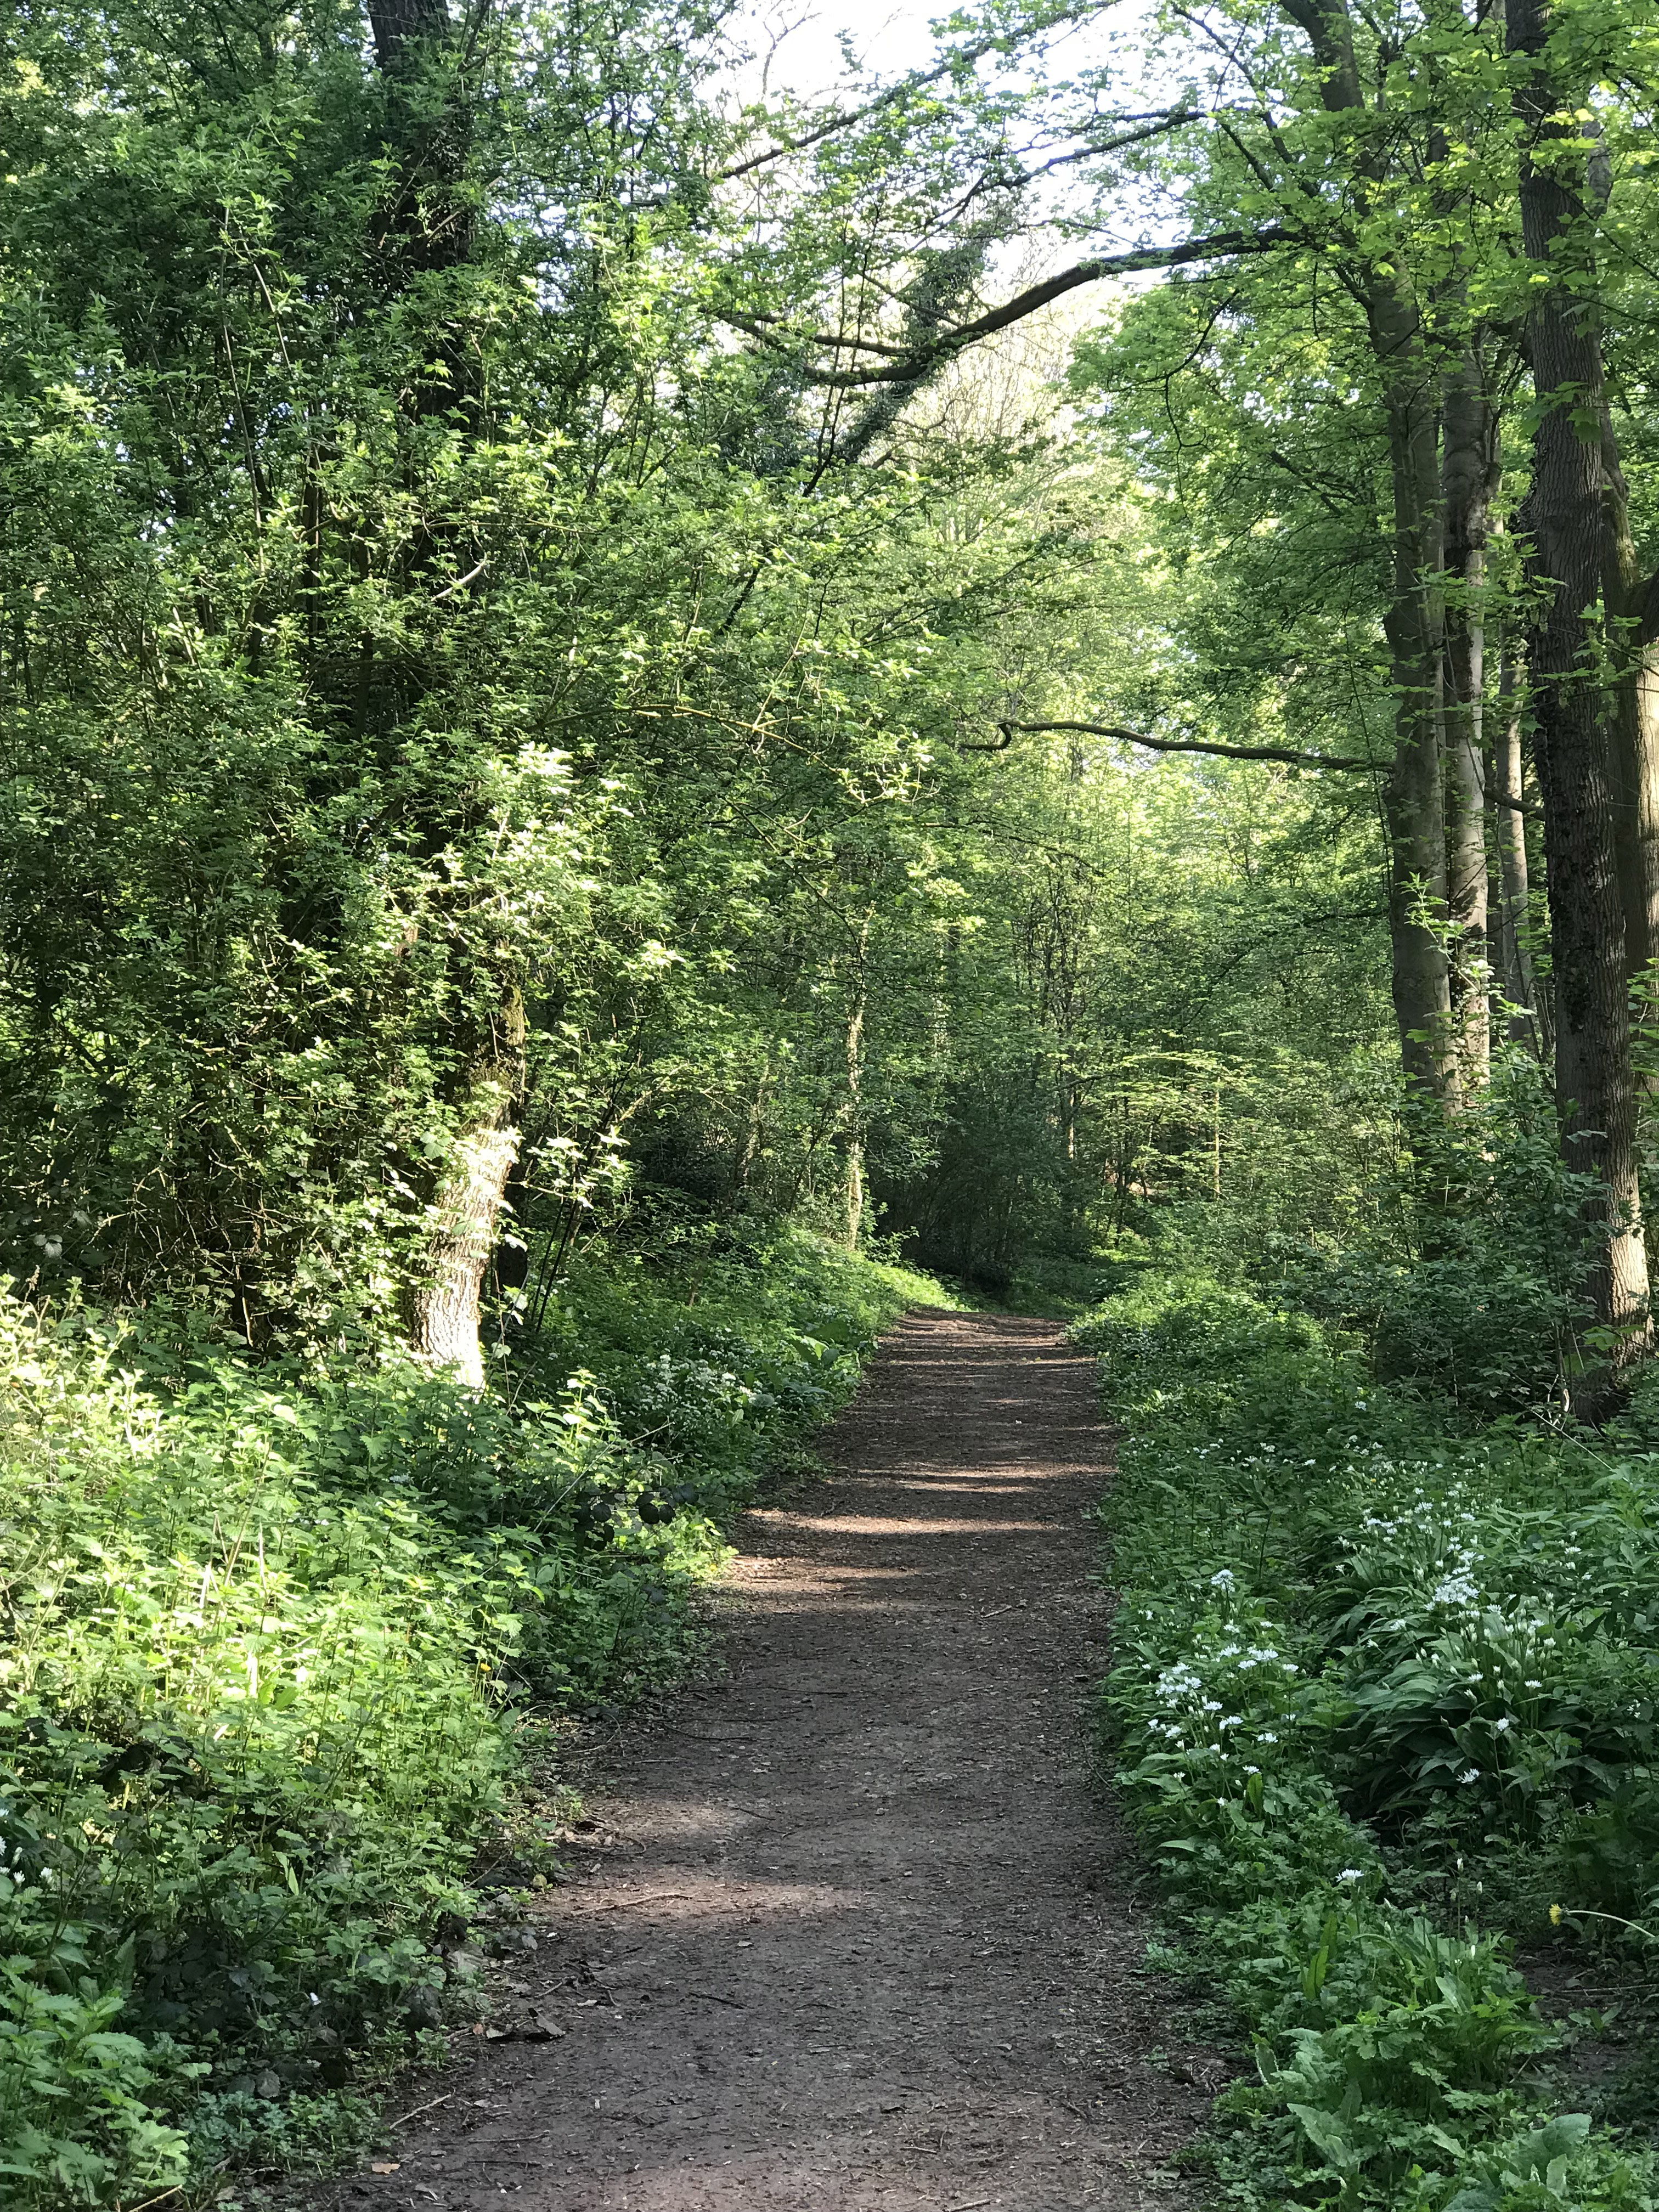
974, 719, 1375, 769
715, 43, 1002, 185
733, 227, 1295, 390
712, 36, 1198, 185
981, 719, 1538, 810
1001, 110, 1205, 188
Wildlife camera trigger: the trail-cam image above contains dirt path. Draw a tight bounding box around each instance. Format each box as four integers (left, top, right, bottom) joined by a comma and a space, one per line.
334, 1311, 1211, 2210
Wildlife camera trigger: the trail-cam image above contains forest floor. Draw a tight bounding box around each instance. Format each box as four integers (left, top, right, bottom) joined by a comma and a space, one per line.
319, 1311, 1215, 2211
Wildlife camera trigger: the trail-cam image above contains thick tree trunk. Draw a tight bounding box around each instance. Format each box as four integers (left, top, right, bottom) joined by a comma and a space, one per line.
1509, 0, 1650, 1368
1442, 344, 1498, 1088
403, 994, 526, 1388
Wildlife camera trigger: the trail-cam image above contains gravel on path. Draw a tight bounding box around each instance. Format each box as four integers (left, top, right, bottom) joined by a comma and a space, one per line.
327, 1310, 1212, 2211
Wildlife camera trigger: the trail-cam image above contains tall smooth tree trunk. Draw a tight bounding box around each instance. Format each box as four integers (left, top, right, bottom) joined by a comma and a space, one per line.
1604, 416, 1659, 992
843, 916, 872, 1250
1283, 0, 1457, 1108
1509, 0, 1650, 1369
844, 994, 866, 1251
1493, 645, 1541, 1046
1441, 343, 1498, 1087
1375, 284, 1458, 1108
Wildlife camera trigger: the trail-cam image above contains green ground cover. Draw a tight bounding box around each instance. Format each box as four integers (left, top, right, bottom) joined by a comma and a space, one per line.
0, 1226, 943, 2207
1081, 1269, 1659, 2212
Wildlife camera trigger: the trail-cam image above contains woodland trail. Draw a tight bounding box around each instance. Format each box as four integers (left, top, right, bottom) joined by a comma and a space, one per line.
329, 1312, 1214, 2211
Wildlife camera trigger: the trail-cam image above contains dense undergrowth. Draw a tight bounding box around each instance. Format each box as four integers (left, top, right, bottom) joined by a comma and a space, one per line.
0, 1223, 941, 2206
1082, 1269, 1659, 2212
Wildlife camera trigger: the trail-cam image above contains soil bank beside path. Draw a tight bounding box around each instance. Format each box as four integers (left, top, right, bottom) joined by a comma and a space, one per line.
327, 1310, 1212, 2210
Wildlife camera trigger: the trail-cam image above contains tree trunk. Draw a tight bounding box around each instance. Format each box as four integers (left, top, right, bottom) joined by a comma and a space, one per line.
843, 923, 871, 1250
1603, 413, 1659, 992
365, 0, 527, 1381
403, 992, 526, 1388
1376, 281, 1458, 1108
1493, 644, 1541, 1047
1441, 342, 1498, 1088
1509, 0, 1650, 1369
1281, 0, 1457, 1107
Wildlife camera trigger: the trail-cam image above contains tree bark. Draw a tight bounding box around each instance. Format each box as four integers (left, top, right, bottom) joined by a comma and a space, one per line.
1603, 416, 1659, 990
1441, 342, 1498, 1088
1283, 0, 1458, 1107
1375, 276, 1458, 1108
1509, 0, 1650, 1366
1493, 643, 1541, 1046
403, 992, 526, 1387
843, 918, 871, 1250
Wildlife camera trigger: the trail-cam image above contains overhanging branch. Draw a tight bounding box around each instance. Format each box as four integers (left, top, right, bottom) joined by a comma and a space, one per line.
726, 227, 1295, 391
974, 719, 1538, 812
971, 719, 1374, 769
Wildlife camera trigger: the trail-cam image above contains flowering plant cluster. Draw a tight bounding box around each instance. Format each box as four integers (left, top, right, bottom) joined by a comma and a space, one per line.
1080, 1271, 1659, 2212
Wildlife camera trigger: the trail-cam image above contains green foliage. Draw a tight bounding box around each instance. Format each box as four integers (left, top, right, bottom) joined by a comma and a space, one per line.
0, 1228, 931, 2202
1083, 1270, 1659, 2210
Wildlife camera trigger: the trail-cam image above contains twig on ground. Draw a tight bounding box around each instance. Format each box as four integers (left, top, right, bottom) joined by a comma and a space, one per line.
391, 2091, 455, 2127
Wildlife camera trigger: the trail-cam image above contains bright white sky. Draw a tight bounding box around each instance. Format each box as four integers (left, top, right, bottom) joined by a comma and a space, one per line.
727, 0, 1167, 111
723, 0, 1183, 255
728, 1, 959, 103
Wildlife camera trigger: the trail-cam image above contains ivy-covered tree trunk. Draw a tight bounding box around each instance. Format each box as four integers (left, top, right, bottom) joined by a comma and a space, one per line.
365, 0, 526, 1378
1509, 0, 1650, 1368
403, 995, 527, 1388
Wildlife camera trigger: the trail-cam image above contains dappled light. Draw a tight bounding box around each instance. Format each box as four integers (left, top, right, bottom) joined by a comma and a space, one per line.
7, 0, 1659, 2202
340, 1314, 1210, 2210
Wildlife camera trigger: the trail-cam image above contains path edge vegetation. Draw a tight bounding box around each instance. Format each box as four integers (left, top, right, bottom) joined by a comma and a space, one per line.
1081, 1266, 1659, 2212
0, 1234, 953, 2207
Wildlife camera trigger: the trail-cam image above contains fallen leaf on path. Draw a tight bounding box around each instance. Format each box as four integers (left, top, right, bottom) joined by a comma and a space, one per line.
484, 2013, 565, 2042
368, 2162, 400, 2175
